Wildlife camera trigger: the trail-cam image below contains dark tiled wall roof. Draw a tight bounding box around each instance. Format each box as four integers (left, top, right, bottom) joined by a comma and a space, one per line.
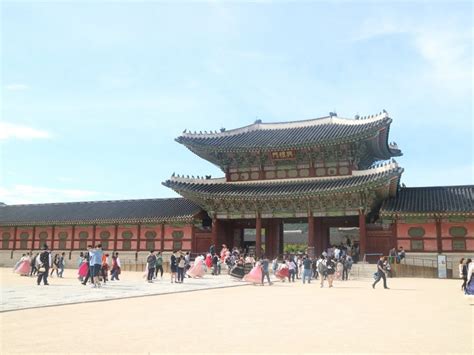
164, 167, 402, 198
0, 198, 203, 226
177, 116, 391, 151
380, 186, 474, 215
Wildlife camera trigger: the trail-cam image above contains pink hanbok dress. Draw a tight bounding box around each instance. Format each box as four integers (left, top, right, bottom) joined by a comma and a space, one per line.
243, 263, 263, 284
78, 262, 89, 278
15, 259, 31, 275
187, 258, 205, 278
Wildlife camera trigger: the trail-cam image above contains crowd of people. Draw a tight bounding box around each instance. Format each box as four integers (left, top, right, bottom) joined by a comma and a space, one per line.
12, 249, 66, 282
14, 243, 473, 295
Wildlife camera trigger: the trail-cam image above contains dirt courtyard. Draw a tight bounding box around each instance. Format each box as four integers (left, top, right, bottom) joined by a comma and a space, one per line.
1, 270, 472, 354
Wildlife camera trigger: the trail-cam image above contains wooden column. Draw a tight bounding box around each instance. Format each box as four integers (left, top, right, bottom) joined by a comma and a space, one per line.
278, 220, 284, 256
315, 217, 323, 256
392, 217, 398, 250
435, 216, 442, 253
211, 217, 219, 248
113, 224, 118, 251
307, 211, 315, 258
70, 225, 76, 256
31, 226, 36, 251
92, 224, 97, 246
359, 209, 367, 261
137, 223, 142, 252
255, 213, 262, 258
13, 226, 18, 251
51, 225, 56, 251
160, 223, 165, 252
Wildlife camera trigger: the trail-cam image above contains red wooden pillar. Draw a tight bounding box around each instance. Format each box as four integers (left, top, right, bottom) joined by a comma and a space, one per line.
392, 217, 398, 250
435, 216, 442, 253
211, 217, 219, 248
31, 226, 36, 251
307, 211, 315, 258
256, 213, 262, 258
70, 225, 76, 255
359, 209, 367, 261
92, 224, 97, 246
113, 224, 118, 251
51, 225, 56, 251
137, 223, 142, 252
278, 220, 284, 256
160, 223, 165, 252
13, 226, 18, 251
315, 217, 323, 256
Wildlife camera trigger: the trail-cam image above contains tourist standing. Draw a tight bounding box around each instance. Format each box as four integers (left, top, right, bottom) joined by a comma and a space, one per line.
170, 251, 178, 283
155, 252, 163, 279
372, 256, 389, 289
302, 256, 312, 284
37, 245, 51, 286
146, 250, 156, 283
177, 253, 186, 283
90, 244, 104, 288
318, 256, 328, 287
30, 253, 39, 276
459, 258, 466, 291
461, 258, 470, 292
58, 252, 65, 278
212, 253, 219, 275
260, 255, 272, 286
325, 257, 336, 288
82, 246, 93, 285
287, 258, 296, 282
110, 252, 121, 281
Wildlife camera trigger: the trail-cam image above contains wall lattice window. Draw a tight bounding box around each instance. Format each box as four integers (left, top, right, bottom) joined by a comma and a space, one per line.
145, 231, 157, 251
2, 232, 11, 249
38, 232, 48, 249
19, 232, 29, 249
78, 231, 89, 250
410, 240, 424, 251
58, 232, 68, 250
100, 231, 110, 250
122, 231, 133, 250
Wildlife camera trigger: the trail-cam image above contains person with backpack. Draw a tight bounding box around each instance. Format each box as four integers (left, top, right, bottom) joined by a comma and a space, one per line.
372, 256, 389, 289
154, 252, 163, 279
318, 255, 328, 288
302, 255, 312, 284
146, 250, 156, 283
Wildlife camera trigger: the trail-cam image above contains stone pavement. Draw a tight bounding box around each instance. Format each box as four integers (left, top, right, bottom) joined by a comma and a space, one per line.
1, 271, 250, 312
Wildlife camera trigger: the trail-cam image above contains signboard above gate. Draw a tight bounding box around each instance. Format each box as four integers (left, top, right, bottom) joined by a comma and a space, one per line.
270, 150, 296, 160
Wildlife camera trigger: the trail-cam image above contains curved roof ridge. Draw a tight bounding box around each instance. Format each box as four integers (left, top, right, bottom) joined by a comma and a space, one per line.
1, 197, 188, 208
165, 161, 401, 187
180, 110, 389, 139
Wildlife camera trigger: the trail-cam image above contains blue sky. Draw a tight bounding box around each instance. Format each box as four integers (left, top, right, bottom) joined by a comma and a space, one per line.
1, 1, 472, 204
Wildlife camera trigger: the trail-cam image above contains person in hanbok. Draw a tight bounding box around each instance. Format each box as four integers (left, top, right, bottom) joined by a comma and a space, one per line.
243, 261, 263, 284
230, 257, 245, 279
187, 255, 206, 278
78, 257, 89, 281
220, 244, 228, 263
15, 254, 31, 276
465, 259, 474, 295
205, 253, 212, 268
275, 262, 289, 282
13, 254, 25, 272
336, 260, 344, 280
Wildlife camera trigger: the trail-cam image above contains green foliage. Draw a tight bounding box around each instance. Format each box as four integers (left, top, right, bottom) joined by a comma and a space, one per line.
283, 243, 307, 254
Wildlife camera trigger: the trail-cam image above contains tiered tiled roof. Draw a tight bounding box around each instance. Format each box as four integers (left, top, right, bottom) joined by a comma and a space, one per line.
163, 161, 403, 199
0, 198, 203, 226
177, 111, 401, 157
380, 185, 474, 216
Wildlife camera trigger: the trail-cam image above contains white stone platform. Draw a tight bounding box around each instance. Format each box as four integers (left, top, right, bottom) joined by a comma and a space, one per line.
0, 270, 250, 312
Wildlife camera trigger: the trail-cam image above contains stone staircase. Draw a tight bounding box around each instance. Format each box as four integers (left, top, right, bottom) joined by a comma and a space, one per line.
349, 263, 377, 279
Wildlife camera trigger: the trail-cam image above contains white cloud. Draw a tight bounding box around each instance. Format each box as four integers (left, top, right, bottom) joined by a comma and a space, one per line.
354, 19, 472, 96
5, 84, 30, 91
0, 185, 101, 205
0, 122, 52, 140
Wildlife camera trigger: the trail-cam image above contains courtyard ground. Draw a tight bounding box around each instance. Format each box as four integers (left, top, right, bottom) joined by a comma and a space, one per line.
1, 267, 472, 354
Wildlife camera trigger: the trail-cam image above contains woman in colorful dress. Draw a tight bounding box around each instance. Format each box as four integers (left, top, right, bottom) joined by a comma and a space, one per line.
187, 255, 205, 278
243, 261, 263, 284
205, 253, 212, 269
15, 254, 31, 276
275, 262, 289, 282
230, 257, 245, 280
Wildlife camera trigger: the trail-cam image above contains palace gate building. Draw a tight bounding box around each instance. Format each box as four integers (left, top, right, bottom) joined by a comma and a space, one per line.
1, 111, 473, 265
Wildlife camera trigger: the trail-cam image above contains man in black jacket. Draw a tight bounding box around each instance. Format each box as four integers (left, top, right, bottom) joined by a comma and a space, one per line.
37, 244, 51, 286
